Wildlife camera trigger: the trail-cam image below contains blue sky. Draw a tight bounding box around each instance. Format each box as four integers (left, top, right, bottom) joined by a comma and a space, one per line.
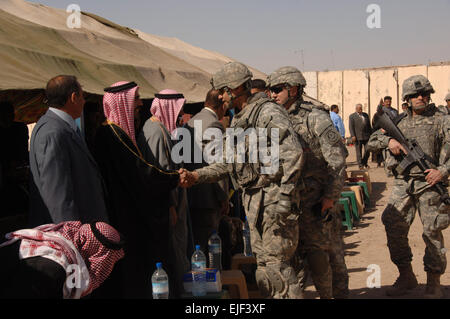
29, 0, 450, 74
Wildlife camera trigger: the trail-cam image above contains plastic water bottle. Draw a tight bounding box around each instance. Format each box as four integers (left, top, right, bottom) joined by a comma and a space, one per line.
191, 245, 207, 297
208, 231, 222, 270
151, 262, 169, 299
243, 216, 253, 257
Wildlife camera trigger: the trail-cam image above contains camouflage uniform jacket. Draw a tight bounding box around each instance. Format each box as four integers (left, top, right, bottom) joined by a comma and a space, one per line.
368, 104, 450, 194
287, 98, 348, 202
437, 104, 450, 115
195, 92, 304, 205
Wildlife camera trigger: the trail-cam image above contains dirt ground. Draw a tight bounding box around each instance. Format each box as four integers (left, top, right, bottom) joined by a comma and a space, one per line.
302, 145, 450, 299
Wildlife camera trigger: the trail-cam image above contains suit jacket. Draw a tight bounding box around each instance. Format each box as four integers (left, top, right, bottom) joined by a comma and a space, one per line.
185, 107, 229, 210
349, 112, 372, 141
29, 109, 108, 227
382, 106, 399, 120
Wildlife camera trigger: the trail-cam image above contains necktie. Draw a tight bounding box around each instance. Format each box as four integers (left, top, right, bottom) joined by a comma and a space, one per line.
76, 126, 82, 137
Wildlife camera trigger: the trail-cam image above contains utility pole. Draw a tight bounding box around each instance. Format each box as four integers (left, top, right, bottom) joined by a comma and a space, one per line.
294, 49, 305, 71
331, 50, 335, 70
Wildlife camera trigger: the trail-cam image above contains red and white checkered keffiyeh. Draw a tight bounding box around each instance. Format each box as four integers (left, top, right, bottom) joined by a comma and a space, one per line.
103, 81, 139, 145
0, 222, 124, 299
150, 89, 186, 134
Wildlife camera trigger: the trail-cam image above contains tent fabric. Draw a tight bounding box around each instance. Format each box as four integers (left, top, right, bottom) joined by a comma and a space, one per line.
0, 0, 279, 124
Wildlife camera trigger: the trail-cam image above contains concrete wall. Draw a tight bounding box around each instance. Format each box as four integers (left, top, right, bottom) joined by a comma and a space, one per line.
428, 64, 450, 105
313, 62, 450, 137
342, 70, 369, 134
368, 69, 398, 121
303, 71, 318, 99
318, 70, 343, 112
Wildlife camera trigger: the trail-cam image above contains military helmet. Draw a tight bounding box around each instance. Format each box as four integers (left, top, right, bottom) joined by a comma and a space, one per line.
267, 66, 307, 88
401, 75, 435, 101
445, 92, 450, 101
211, 62, 253, 90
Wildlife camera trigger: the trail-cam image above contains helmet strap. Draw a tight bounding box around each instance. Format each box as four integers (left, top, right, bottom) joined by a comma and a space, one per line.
225, 83, 250, 110
283, 85, 301, 107
409, 98, 428, 112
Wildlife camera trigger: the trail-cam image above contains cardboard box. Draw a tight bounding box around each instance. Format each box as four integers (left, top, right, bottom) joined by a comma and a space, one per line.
183, 268, 222, 293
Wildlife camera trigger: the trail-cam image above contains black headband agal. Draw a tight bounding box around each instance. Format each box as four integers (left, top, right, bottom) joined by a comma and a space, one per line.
90, 222, 125, 251
104, 82, 137, 93
154, 93, 185, 99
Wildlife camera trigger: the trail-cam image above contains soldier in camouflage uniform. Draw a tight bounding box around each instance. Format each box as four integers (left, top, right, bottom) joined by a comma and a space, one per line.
437, 93, 450, 115
267, 66, 349, 299
179, 62, 305, 299
368, 75, 450, 298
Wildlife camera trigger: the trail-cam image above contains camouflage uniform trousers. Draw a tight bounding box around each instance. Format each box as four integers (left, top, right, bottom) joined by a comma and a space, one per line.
243, 187, 303, 299
297, 186, 349, 299
382, 178, 450, 274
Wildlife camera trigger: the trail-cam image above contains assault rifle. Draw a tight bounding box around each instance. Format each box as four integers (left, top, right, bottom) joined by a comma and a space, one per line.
376, 108, 450, 205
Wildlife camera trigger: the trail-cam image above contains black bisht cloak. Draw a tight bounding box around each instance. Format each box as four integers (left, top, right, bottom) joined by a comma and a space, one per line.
90, 123, 179, 298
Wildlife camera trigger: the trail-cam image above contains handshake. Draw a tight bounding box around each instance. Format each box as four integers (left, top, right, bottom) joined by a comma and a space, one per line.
177, 168, 198, 188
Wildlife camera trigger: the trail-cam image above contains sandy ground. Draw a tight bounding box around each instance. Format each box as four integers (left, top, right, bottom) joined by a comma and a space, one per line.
302, 145, 450, 299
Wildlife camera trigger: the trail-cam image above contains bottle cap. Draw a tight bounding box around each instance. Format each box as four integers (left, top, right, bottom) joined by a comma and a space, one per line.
156, 262, 162, 269
195, 245, 200, 250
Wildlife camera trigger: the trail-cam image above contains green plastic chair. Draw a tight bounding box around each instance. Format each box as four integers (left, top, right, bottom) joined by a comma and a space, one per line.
341, 191, 360, 222
338, 197, 352, 230
347, 181, 370, 206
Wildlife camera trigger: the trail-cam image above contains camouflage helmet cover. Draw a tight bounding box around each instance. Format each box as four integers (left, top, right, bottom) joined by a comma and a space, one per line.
267, 66, 307, 88
445, 92, 450, 101
402, 75, 435, 101
211, 62, 253, 90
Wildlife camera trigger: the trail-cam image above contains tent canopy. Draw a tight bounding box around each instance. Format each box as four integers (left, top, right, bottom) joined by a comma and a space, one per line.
0, 0, 269, 122
0, 0, 326, 124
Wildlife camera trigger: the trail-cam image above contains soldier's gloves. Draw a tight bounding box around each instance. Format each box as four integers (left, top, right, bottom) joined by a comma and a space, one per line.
312, 202, 333, 223
276, 194, 292, 214
321, 209, 333, 223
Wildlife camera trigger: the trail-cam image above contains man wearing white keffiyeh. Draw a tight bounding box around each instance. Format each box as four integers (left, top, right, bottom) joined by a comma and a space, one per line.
0, 221, 124, 299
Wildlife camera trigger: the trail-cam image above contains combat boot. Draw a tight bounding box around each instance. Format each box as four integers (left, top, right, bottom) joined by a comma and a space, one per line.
386, 264, 418, 296
423, 272, 443, 299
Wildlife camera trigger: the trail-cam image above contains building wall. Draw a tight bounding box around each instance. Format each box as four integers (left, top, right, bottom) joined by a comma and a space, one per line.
342, 70, 369, 134
303, 71, 318, 99
428, 64, 450, 106
317, 70, 343, 112
368, 68, 399, 121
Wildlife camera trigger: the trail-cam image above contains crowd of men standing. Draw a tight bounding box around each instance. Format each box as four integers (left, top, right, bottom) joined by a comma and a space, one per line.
0, 62, 449, 299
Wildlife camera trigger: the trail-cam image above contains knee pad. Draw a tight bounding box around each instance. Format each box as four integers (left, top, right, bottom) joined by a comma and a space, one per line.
281, 262, 304, 299
255, 266, 284, 298
307, 250, 329, 277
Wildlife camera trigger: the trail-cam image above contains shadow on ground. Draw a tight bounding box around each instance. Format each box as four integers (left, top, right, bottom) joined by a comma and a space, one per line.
369, 181, 388, 206
349, 284, 450, 299
339, 178, 388, 255
304, 280, 450, 299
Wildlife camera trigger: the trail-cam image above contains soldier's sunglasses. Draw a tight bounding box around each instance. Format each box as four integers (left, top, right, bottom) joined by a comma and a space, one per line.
409, 91, 430, 99
269, 85, 286, 94
219, 87, 231, 95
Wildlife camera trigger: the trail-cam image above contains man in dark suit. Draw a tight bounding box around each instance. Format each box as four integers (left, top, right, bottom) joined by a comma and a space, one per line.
29, 75, 108, 227
349, 103, 372, 169
185, 89, 229, 252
